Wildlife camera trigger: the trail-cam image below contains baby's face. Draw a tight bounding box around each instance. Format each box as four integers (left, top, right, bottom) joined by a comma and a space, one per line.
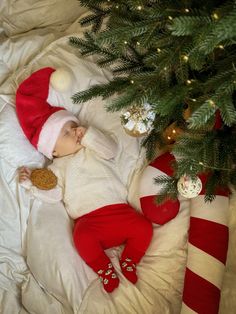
53, 121, 87, 158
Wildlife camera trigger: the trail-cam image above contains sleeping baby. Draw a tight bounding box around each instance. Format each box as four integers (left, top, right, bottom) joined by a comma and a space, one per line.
16, 67, 153, 293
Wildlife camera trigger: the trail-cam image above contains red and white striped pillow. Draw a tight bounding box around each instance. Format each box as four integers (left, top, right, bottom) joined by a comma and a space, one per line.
139, 152, 180, 225
181, 174, 230, 314
139, 153, 230, 313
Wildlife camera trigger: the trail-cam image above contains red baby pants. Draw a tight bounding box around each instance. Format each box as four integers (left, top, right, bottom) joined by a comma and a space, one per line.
73, 203, 153, 272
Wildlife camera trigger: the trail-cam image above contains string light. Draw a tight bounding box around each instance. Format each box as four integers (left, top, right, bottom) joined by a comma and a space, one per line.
164, 67, 167, 71
182, 55, 189, 62
130, 80, 134, 84
218, 45, 224, 49
115, 5, 119, 9
137, 5, 142, 10
186, 79, 192, 85
168, 16, 173, 20
172, 129, 176, 134
192, 98, 197, 102
167, 136, 171, 140
208, 99, 216, 107
157, 48, 161, 53
212, 12, 219, 20
124, 41, 128, 44
136, 41, 140, 46
192, 160, 232, 171
184, 9, 190, 13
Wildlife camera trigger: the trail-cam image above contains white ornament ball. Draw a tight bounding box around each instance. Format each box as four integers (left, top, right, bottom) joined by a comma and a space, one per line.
50, 68, 72, 92
177, 175, 202, 198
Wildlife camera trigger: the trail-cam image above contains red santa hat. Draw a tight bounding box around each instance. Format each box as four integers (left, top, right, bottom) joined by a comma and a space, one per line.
16, 67, 79, 159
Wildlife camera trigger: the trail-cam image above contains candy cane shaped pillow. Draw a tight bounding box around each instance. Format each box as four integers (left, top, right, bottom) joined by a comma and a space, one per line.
139, 152, 180, 225
181, 173, 230, 314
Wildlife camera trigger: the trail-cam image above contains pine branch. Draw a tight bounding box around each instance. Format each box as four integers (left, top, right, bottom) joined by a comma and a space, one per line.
69, 32, 118, 58
169, 15, 211, 36
79, 3, 112, 33
106, 87, 147, 111
188, 46, 208, 70
153, 176, 178, 204
142, 130, 163, 161
216, 95, 236, 126
97, 21, 150, 46
187, 100, 217, 129
71, 78, 129, 103
154, 85, 189, 116
199, 8, 236, 54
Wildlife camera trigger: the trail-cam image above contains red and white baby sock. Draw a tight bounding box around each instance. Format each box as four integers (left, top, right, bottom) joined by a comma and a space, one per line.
95, 257, 138, 292
96, 262, 119, 293
120, 257, 137, 284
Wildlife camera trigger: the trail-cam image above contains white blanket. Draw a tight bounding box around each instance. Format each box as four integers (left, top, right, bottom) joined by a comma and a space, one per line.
0, 1, 235, 313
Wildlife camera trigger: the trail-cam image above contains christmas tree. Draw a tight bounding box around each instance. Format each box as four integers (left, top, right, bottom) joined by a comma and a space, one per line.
69, 0, 236, 202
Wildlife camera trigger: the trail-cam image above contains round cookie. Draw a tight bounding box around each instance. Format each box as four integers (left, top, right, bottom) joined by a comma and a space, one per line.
30, 168, 57, 190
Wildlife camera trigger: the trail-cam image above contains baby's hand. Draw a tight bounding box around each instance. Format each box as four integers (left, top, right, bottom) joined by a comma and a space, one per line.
18, 166, 32, 182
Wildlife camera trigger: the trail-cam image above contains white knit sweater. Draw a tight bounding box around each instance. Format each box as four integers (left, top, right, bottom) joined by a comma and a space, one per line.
48, 126, 127, 219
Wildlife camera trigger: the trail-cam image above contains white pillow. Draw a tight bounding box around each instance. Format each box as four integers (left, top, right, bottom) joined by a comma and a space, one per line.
26, 202, 97, 310
1, 0, 88, 36
0, 105, 45, 168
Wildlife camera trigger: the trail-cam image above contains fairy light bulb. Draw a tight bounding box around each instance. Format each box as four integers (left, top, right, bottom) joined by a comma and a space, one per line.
208, 99, 216, 107
172, 129, 176, 134
168, 16, 173, 20
167, 136, 171, 140
115, 5, 119, 9
185, 8, 190, 13
137, 5, 142, 10
136, 41, 140, 46
186, 79, 192, 85
130, 80, 134, 84
192, 98, 197, 102
212, 12, 219, 20
124, 41, 128, 44
157, 48, 161, 53
182, 55, 189, 62
218, 45, 224, 49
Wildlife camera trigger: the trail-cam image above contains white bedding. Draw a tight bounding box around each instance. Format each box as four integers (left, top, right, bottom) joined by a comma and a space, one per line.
0, 1, 235, 313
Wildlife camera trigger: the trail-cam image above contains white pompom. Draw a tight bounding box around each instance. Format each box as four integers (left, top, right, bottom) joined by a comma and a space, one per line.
50, 68, 72, 92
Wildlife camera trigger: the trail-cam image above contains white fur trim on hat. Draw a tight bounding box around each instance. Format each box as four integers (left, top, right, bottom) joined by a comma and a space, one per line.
37, 110, 79, 159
